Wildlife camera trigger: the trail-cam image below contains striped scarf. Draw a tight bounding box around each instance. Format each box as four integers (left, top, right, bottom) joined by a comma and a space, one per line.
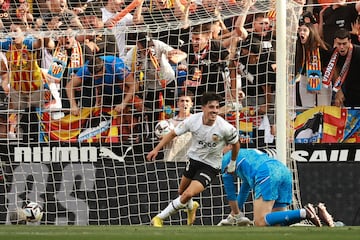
147, 47, 167, 88
322, 44, 353, 92
306, 48, 322, 91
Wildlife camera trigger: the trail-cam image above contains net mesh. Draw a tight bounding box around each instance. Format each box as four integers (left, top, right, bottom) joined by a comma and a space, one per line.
0, 0, 302, 225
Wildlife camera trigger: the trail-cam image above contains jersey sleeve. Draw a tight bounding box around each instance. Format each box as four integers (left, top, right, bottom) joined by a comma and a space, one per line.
174, 114, 197, 136
114, 58, 130, 81
75, 65, 88, 78
225, 123, 239, 145
0, 37, 11, 51
173, 115, 193, 136
23, 36, 36, 51
222, 172, 237, 201
156, 40, 174, 53
237, 179, 251, 210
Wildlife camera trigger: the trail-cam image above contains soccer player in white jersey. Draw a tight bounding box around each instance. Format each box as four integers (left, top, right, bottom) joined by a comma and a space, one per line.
146, 92, 240, 227
219, 147, 335, 227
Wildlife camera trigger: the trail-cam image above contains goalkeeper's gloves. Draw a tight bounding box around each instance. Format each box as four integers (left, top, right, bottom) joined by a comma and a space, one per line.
226, 160, 236, 173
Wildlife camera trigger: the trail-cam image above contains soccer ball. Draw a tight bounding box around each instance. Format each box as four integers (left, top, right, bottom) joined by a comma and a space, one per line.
23, 202, 44, 222
154, 120, 174, 139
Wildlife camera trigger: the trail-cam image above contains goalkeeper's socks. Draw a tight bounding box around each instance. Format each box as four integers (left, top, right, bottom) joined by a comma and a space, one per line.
264, 209, 302, 226
158, 196, 186, 219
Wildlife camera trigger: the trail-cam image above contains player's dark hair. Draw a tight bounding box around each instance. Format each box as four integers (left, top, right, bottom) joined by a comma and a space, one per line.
88, 57, 104, 75
201, 92, 222, 106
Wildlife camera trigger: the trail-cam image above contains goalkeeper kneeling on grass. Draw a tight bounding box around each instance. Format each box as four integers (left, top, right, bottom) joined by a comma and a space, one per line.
219, 147, 335, 227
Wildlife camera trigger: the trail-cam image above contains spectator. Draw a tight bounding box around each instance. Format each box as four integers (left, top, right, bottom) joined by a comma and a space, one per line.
124, 32, 187, 123
305, 0, 327, 24
219, 147, 335, 227
65, 56, 136, 116
147, 92, 240, 227
246, 12, 276, 59
162, 90, 194, 161
322, 28, 360, 107
77, 8, 119, 57
46, 27, 93, 112
233, 37, 276, 144
0, 23, 47, 139
318, 0, 360, 47
245, 12, 277, 95
101, 0, 134, 58
14, 0, 34, 28
32, 0, 51, 19
225, 0, 253, 101
210, 0, 251, 51
180, 23, 229, 108
40, 0, 83, 31
295, 22, 331, 107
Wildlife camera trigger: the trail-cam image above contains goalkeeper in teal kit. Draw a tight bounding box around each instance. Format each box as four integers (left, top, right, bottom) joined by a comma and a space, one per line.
220, 148, 335, 227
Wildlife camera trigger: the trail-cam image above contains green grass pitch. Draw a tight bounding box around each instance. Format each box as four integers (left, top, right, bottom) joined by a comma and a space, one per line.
0, 225, 360, 240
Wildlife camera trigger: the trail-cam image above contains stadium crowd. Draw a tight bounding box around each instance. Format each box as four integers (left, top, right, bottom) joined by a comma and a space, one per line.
0, 0, 358, 145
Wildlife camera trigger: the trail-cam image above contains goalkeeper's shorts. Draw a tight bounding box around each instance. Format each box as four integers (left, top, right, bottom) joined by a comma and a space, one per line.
254, 161, 292, 208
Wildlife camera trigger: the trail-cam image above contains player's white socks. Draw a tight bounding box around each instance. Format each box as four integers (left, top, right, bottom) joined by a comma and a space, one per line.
186, 198, 194, 210
158, 196, 186, 219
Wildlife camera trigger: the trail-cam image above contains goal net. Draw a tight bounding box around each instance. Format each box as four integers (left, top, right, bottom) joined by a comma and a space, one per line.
0, 0, 301, 225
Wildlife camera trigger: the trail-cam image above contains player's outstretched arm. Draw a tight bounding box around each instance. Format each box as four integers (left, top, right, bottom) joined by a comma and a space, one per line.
146, 130, 177, 161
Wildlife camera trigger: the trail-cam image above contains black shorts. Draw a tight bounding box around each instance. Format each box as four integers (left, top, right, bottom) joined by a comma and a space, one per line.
183, 159, 220, 188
